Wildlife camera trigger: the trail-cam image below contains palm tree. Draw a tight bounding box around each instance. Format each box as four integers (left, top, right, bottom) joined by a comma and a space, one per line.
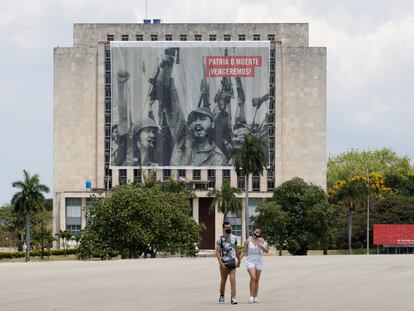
55, 229, 71, 255
230, 133, 267, 241
208, 181, 242, 220
11, 170, 49, 261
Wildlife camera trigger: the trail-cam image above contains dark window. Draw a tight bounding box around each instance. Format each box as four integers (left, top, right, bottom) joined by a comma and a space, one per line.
252, 177, 260, 191
105, 49, 110, 58
121, 34, 129, 41
178, 169, 186, 179
105, 100, 111, 112
270, 62, 275, 71
105, 140, 110, 151
119, 169, 127, 185
194, 34, 202, 41
105, 74, 111, 84
208, 169, 215, 189
238, 34, 246, 41
270, 49, 275, 58
270, 74, 275, 84
150, 34, 158, 41
209, 34, 216, 41
268, 34, 275, 41
180, 34, 187, 41
134, 169, 141, 183
193, 169, 201, 180
136, 34, 143, 41
163, 169, 171, 180
267, 180, 275, 191
253, 34, 260, 41
237, 178, 245, 190
165, 34, 172, 41
107, 34, 114, 41
105, 62, 111, 71
105, 87, 111, 97
224, 34, 231, 41
105, 113, 111, 124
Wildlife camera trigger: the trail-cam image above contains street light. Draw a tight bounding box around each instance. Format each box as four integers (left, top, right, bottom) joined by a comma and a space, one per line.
366, 168, 370, 255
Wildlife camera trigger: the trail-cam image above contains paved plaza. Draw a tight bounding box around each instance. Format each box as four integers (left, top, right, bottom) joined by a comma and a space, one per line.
1, 254, 413, 310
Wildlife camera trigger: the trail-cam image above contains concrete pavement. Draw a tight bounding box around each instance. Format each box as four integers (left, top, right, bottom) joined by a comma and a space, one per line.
1, 255, 413, 310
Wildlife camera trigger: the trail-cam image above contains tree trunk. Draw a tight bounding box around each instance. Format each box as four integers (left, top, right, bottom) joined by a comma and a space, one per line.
25, 213, 31, 262
244, 174, 249, 241
41, 222, 44, 260
348, 208, 353, 254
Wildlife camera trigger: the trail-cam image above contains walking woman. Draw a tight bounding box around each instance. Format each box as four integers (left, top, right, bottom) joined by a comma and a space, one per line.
242, 227, 269, 303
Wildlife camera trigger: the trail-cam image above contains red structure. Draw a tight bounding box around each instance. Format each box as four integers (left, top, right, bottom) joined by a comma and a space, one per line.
373, 224, 414, 246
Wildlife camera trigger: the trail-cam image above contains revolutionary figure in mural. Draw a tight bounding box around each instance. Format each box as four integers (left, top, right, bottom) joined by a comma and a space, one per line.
149, 49, 227, 166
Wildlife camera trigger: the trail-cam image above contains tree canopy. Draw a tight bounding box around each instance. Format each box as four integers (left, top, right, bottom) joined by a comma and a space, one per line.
78, 184, 204, 259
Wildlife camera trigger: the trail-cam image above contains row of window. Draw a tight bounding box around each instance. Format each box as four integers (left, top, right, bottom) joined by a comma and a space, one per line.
107, 34, 276, 42
113, 168, 274, 191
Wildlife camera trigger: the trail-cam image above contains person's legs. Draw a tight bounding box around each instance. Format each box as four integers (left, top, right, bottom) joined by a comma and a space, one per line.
228, 268, 237, 298
247, 268, 257, 297
219, 267, 229, 296
254, 269, 262, 298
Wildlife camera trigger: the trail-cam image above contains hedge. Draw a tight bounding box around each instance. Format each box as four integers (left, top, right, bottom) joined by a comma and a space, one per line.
0, 248, 77, 259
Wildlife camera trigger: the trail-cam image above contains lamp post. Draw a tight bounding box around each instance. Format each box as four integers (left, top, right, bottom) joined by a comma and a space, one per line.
366, 168, 370, 255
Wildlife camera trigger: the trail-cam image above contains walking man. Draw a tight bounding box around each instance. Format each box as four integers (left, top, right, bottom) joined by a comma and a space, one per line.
216, 222, 241, 304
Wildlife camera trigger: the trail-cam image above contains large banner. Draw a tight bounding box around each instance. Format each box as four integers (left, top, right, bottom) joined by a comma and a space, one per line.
110, 41, 270, 168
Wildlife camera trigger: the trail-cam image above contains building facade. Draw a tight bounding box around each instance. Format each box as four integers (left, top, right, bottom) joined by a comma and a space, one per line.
53, 22, 326, 249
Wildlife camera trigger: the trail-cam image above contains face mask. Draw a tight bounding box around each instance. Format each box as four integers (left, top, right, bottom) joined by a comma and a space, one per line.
253, 232, 261, 238
225, 228, 232, 234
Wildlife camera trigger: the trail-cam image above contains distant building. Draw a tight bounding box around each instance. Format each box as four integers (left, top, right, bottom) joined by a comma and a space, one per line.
53, 22, 326, 249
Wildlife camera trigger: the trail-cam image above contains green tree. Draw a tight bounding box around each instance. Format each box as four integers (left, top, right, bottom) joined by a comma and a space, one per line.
0, 203, 25, 249
329, 173, 392, 253
230, 133, 267, 240
208, 181, 242, 220
253, 200, 288, 256
327, 148, 413, 189
55, 229, 71, 256
263, 178, 334, 255
78, 184, 204, 259
11, 170, 49, 261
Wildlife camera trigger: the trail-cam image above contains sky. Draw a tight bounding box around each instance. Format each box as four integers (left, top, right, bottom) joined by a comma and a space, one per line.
1, 0, 413, 204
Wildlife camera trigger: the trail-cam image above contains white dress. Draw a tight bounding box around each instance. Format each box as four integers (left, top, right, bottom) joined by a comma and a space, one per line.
245, 238, 267, 270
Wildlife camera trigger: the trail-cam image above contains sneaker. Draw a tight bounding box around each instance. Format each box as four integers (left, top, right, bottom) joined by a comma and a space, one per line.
219, 295, 225, 304
231, 297, 238, 305
253, 297, 259, 303
248, 296, 254, 304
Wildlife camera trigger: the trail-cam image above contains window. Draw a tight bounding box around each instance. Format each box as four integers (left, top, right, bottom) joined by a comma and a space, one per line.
119, 169, 127, 185
105, 126, 111, 137
209, 34, 216, 41
252, 177, 260, 191
105, 100, 111, 112
180, 34, 187, 41
253, 34, 260, 41
105, 139, 110, 151
193, 169, 201, 180
178, 169, 186, 179
237, 178, 245, 190
134, 169, 141, 183
270, 49, 275, 58
121, 34, 129, 41
150, 34, 158, 41
66, 198, 81, 236
107, 34, 114, 41
165, 34, 172, 41
105, 49, 110, 58
222, 169, 230, 184
270, 74, 275, 84
136, 34, 143, 41
105, 87, 111, 97
208, 169, 215, 189
105, 62, 111, 71
238, 34, 246, 41
224, 34, 231, 41
194, 34, 202, 41
270, 62, 275, 71
232, 225, 242, 238
105, 74, 111, 85
267, 180, 275, 191
163, 169, 171, 180
268, 34, 275, 41
105, 113, 111, 124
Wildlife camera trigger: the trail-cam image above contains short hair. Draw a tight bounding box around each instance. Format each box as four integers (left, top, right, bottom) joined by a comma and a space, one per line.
223, 221, 230, 228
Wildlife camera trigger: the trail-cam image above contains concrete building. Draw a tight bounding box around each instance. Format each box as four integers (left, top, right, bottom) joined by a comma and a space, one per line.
53, 22, 326, 249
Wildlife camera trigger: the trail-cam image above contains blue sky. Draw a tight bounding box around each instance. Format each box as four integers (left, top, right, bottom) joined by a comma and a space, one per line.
1, 0, 413, 204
